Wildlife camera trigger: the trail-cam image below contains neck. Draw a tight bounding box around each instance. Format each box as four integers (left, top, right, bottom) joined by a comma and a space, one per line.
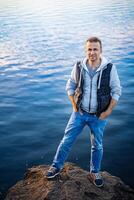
88, 58, 101, 69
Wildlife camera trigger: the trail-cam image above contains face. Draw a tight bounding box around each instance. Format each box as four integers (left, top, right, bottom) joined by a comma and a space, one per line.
85, 41, 102, 63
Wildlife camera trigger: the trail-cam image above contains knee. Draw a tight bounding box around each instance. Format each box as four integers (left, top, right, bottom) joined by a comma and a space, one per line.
91, 135, 103, 151
60, 136, 68, 145
60, 135, 72, 147
91, 143, 103, 151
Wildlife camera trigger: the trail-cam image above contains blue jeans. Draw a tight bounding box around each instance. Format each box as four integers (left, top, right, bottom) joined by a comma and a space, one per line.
52, 111, 108, 173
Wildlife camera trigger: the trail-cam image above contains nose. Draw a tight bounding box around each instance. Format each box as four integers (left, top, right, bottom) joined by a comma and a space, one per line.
90, 50, 94, 55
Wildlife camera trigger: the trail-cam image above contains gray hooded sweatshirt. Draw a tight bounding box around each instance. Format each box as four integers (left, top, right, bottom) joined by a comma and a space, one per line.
66, 57, 122, 113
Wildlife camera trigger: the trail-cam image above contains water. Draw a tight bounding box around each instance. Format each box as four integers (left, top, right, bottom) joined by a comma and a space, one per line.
0, 0, 134, 198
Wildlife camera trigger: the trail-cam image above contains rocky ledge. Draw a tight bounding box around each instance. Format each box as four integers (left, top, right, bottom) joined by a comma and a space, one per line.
5, 163, 134, 200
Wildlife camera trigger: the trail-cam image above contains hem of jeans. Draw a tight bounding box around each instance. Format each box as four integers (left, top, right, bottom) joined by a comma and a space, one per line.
52, 163, 63, 170
90, 170, 100, 173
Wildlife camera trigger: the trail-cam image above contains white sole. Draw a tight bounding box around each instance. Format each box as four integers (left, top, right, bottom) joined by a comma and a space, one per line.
93, 181, 104, 187
47, 172, 60, 179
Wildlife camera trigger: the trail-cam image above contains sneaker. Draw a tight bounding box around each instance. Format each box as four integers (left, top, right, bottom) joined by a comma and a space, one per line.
47, 166, 60, 179
88, 172, 104, 187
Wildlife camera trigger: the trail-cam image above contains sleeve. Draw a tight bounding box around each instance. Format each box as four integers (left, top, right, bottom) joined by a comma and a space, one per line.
66, 63, 78, 96
110, 64, 122, 101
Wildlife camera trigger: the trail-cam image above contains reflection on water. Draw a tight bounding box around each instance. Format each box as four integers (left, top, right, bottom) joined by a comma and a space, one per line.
0, 0, 134, 198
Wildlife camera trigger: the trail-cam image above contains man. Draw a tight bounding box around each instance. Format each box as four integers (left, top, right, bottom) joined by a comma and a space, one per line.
47, 37, 121, 187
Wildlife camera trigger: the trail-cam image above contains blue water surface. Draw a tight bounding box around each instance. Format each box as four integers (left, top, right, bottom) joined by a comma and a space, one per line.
0, 0, 134, 198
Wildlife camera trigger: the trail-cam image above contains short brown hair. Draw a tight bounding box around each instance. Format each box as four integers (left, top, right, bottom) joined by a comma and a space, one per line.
86, 37, 102, 50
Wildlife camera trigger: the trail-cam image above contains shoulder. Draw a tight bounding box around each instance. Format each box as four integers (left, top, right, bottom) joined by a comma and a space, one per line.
76, 61, 82, 69
73, 61, 82, 73
107, 63, 113, 69
104, 63, 113, 73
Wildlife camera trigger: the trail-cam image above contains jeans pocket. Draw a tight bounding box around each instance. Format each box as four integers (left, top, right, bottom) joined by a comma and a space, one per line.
96, 116, 107, 122
73, 110, 79, 114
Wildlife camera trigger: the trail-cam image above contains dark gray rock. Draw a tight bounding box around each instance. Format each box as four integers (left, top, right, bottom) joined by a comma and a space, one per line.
5, 163, 134, 200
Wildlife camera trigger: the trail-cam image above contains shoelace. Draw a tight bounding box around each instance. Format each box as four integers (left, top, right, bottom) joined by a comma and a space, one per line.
94, 173, 102, 179
48, 166, 57, 173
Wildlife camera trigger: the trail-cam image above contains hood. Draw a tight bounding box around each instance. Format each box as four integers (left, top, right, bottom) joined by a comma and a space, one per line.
81, 56, 111, 89
82, 56, 110, 72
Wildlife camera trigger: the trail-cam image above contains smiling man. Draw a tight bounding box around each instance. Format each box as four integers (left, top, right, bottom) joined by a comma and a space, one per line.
47, 37, 121, 187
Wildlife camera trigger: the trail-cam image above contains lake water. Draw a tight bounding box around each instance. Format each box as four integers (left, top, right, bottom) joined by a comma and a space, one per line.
0, 0, 134, 198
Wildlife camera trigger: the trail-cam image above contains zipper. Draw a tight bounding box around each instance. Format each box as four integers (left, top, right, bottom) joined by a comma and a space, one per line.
89, 77, 93, 112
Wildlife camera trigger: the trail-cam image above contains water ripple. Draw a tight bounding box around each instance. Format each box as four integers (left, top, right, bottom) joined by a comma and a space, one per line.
0, 0, 134, 197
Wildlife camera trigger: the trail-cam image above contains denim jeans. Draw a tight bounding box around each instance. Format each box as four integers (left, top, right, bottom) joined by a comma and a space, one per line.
52, 111, 108, 173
